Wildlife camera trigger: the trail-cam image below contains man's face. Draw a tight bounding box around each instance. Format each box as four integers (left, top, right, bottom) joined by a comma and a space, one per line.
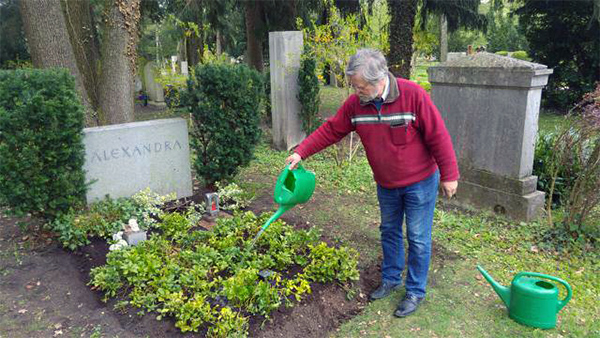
349, 75, 382, 102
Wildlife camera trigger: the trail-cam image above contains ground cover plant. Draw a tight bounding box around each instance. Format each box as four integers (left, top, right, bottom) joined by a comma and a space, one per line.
89, 210, 359, 337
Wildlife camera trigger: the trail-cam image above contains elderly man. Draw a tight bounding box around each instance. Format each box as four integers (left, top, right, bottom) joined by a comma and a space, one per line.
286, 48, 459, 317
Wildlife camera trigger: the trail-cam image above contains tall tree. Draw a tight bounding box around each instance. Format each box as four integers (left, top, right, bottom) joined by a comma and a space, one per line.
19, 0, 97, 125
388, 0, 418, 79
517, 0, 599, 109
0, 0, 30, 67
20, 0, 141, 126
387, 0, 485, 79
244, 0, 265, 71
98, 0, 141, 125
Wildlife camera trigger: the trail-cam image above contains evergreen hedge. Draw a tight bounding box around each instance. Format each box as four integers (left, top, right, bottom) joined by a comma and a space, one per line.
297, 47, 322, 134
183, 63, 263, 185
0, 68, 87, 219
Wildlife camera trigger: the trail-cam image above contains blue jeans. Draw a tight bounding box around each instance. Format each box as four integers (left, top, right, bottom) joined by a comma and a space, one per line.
376, 170, 440, 299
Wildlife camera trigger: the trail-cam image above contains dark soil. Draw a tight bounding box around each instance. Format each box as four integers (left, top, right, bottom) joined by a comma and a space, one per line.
0, 187, 381, 338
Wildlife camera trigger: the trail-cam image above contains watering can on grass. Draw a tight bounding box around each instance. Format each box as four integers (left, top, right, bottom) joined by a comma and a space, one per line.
251, 163, 315, 245
477, 265, 572, 329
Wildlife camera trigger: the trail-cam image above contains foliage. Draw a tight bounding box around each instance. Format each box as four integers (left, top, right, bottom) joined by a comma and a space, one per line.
533, 131, 579, 209
49, 190, 175, 250
183, 63, 263, 185
90, 210, 359, 336
215, 181, 254, 211
297, 46, 322, 134
447, 28, 487, 53
154, 65, 187, 108
517, 0, 600, 109
263, 69, 272, 127
299, 0, 390, 88
510, 50, 530, 61
544, 85, 600, 239
0, 0, 30, 68
0, 69, 86, 220
485, 4, 528, 53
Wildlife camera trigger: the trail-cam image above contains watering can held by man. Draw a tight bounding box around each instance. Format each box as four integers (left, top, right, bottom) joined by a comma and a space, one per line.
477, 265, 572, 329
251, 163, 316, 245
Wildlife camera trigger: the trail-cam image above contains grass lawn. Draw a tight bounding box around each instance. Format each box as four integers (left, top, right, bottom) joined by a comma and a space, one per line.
236, 141, 599, 337
235, 69, 597, 336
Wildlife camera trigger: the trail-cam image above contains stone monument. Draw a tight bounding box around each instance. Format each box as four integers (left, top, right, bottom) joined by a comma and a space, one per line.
269, 31, 305, 151
428, 52, 553, 220
83, 118, 193, 203
143, 62, 166, 107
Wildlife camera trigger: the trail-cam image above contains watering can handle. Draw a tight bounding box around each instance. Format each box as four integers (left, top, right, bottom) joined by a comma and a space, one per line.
514, 272, 572, 311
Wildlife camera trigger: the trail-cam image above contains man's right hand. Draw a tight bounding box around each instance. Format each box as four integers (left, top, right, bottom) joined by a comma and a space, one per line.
285, 153, 302, 170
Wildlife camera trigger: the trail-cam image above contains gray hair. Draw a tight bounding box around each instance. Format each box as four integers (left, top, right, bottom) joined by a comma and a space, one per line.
345, 49, 388, 85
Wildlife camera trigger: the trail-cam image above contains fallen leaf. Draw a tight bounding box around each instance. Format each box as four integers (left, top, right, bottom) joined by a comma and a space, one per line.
575, 267, 585, 274
53, 329, 63, 336
475, 275, 483, 280
530, 245, 539, 253
17, 309, 27, 314
54, 323, 62, 329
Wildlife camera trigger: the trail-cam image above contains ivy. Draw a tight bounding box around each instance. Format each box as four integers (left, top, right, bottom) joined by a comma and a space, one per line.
90, 210, 359, 337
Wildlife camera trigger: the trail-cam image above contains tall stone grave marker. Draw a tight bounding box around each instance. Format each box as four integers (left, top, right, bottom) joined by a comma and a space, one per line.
143, 62, 166, 107
83, 118, 193, 203
428, 52, 553, 220
269, 31, 305, 151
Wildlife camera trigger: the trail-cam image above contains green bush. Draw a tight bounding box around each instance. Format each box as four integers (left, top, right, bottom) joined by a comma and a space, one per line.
495, 51, 509, 56
183, 63, 263, 185
533, 131, 579, 208
297, 47, 322, 134
511, 50, 531, 61
90, 210, 359, 335
0, 68, 86, 220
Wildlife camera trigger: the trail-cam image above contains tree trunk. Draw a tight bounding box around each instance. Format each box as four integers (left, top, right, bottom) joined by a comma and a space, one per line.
186, 35, 201, 66
61, 0, 101, 121
19, 0, 96, 126
440, 14, 448, 62
98, 0, 141, 125
245, 0, 264, 72
388, 0, 418, 79
216, 30, 222, 55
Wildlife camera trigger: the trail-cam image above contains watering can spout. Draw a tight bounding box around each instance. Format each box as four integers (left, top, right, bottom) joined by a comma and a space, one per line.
261, 205, 292, 231
477, 265, 511, 308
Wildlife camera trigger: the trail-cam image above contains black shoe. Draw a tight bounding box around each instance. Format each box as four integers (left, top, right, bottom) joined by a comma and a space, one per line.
394, 293, 424, 317
369, 281, 401, 301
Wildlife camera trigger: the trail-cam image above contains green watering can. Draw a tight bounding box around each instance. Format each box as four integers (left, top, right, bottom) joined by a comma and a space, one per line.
251, 163, 316, 245
477, 265, 572, 329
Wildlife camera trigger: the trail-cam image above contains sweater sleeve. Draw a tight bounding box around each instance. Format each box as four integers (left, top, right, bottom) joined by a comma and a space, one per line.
295, 97, 356, 159
414, 87, 460, 182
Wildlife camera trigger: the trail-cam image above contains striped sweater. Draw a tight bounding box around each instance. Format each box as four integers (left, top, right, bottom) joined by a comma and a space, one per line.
295, 72, 459, 188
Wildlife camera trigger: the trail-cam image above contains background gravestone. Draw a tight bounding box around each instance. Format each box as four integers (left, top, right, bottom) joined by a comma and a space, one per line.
269, 31, 305, 151
143, 62, 166, 107
428, 52, 553, 221
83, 118, 193, 203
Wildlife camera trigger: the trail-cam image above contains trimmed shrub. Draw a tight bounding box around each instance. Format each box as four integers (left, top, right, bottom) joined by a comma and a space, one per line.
495, 51, 509, 56
0, 68, 86, 219
183, 63, 263, 185
511, 50, 531, 61
297, 47, 322, 134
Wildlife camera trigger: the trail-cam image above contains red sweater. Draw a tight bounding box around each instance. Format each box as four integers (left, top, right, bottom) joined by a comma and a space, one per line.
295, 74, 459, 188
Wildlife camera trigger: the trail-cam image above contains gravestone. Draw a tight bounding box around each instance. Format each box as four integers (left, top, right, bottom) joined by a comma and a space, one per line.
269, 31, 305, 151
428, 52, 553, 221
181, 61, 189, 76
143, 62, 166, 107
83, 118, 193, 203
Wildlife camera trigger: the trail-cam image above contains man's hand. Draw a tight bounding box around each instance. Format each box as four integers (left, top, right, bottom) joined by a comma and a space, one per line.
441, 180, 458, 199
285, 153, 302, 170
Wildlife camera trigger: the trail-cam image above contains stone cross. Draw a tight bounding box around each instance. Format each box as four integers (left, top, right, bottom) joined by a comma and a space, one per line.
428, 52, 553, 221
268, 31, 305, 151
